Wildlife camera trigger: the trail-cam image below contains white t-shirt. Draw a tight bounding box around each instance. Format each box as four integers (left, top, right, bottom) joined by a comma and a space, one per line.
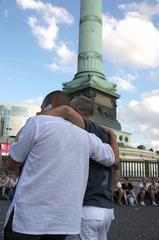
5, 115, 115, 235
116, 181, 122, 190
10, 178, 19, 188
0, 176, 10, 188
138, 182, 150, 191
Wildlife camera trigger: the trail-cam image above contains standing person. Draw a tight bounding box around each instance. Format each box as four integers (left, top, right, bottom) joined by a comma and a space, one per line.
41, 96, 120, 240
4, 91, 115, 240
67, 96, 119, 240
40, 90, 70, 111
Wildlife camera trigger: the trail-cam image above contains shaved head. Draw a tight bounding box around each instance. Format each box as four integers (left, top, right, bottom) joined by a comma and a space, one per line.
41, 90, 69, 110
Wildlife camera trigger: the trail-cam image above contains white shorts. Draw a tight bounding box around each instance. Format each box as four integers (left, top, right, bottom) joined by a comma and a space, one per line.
66, 210, 113, 240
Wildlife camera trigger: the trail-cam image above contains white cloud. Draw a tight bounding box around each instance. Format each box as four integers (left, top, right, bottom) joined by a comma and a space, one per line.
16, 0, 75, 73
149, 68, 159, 80
118, 2, 159, 18
152, 140, 159, 149
109, 73, 136, 92
48, 43, 77, 73
103, 10, 159, 69
28, 16, 58, 50
17, 0, 44, 10
118, 90, 159, 149
17, 0, 73, 24
22, 96, 43, 106
49, 63, 60, 72
56, 44, 76, 65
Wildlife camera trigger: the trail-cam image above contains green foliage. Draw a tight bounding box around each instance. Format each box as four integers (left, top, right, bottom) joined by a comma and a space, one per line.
137, 145, 146, 150
149, 148, 154, 152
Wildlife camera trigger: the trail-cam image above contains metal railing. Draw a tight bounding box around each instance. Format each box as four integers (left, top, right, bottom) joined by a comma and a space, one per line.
121, 160, 159, 179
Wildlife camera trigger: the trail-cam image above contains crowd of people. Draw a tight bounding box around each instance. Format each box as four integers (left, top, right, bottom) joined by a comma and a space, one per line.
114, 177, 159, 206
0, 90, 158, 240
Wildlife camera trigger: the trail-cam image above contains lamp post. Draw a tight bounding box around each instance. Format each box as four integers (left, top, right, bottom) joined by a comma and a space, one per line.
6, 127, 12, 156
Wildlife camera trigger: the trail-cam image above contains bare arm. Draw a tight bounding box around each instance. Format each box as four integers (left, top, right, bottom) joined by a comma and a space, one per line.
0, 176, 10, 187
0, 183, 7, 187
104, 128, 120, 166
112, 169, 121, 192
0, 181, 7, 187
40, 105, 85, 129
7, 117, 37, 172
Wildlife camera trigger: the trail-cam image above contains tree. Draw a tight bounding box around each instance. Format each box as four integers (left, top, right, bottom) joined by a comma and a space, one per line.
149, 148, 154, 152
137, 145, 146, 150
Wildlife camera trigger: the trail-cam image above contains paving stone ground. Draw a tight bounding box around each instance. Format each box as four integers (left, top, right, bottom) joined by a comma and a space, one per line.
108, 204, 159, 240
0, 200, 9, 240
0, 200, 159, 240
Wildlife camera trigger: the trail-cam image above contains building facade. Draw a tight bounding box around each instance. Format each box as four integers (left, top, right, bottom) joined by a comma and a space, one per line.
0, 104, 40, 144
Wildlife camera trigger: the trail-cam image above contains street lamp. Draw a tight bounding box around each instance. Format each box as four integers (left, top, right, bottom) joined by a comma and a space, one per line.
6, 127, 12, 156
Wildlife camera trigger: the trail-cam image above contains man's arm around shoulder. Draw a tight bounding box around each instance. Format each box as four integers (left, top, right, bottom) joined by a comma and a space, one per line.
88, 133, 115, 167
39, 105, 85, 129
104, 128, 120, 166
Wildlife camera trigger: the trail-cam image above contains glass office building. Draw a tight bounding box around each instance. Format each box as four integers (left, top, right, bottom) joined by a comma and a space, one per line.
0, 104, 40, 140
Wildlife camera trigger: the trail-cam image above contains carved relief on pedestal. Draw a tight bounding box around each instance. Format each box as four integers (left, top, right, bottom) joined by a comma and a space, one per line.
95, 94, 113, 108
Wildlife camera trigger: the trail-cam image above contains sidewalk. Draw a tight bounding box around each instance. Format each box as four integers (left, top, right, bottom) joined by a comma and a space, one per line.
1, 200, 159, 240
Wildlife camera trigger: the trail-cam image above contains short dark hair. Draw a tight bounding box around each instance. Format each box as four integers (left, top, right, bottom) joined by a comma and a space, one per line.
70, 96, 93, 117
2, 171, 8, 175
42, 90, 69, 108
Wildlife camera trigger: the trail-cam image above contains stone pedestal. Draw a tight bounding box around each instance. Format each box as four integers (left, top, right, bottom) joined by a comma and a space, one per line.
63, 0, 121, 130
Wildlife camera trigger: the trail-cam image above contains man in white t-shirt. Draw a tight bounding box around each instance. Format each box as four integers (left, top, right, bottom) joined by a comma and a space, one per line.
4, 91, 115, 240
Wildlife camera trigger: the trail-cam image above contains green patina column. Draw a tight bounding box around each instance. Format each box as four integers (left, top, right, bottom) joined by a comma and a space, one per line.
63, 0, 117, 94
77, 0, 104, 75
63, 0, 121, 130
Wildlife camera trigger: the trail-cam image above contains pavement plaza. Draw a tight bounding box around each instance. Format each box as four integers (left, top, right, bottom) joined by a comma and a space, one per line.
0, 200, 159, 240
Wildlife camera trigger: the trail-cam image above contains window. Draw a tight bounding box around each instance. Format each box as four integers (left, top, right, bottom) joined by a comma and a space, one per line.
119, 135, 123, 141
125, 137, 128, 142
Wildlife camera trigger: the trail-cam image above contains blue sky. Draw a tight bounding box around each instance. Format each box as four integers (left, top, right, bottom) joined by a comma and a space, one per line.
0, 0, 159, 150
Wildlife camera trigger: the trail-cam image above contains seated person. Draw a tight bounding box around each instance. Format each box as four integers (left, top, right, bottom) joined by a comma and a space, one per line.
8, 173, 19, 200
138, 178, 157, 206
148, 178, 158, 205
122, 178, 137, 206
155, 184, 159, 204
0, 171, 11, 199
113, 181, 124, 204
